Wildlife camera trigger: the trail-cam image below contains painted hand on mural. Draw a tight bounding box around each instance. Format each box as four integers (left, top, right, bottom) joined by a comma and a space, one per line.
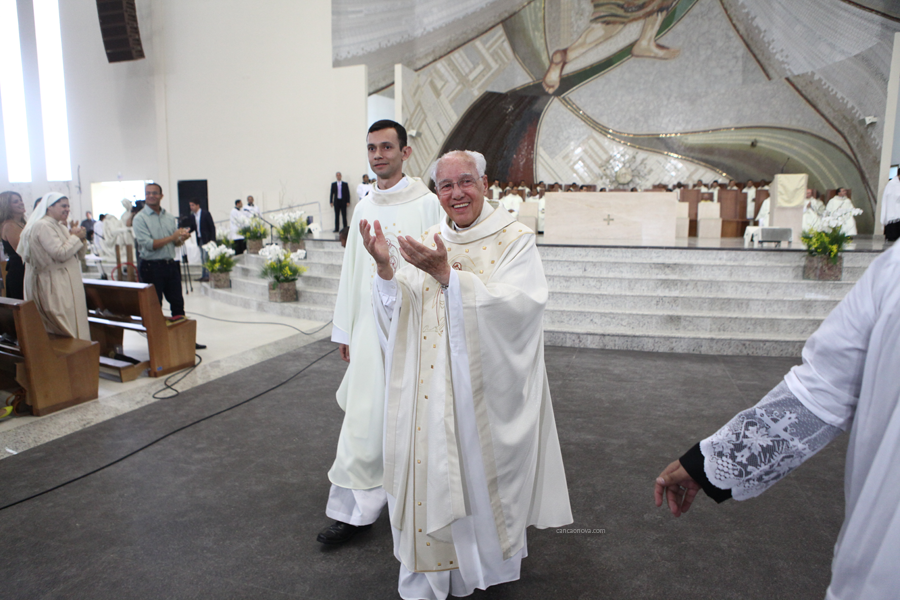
543, 0, 682, 94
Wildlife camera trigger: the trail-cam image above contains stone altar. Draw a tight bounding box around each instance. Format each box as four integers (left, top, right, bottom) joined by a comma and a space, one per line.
542, 191, 679, 245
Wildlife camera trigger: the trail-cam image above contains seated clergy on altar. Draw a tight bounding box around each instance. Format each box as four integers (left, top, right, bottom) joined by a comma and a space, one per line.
359, 150, 572, 600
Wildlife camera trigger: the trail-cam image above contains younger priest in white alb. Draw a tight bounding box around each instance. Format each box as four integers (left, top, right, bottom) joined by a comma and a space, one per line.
655, 242, 900, 600
361, 150, 572, 599
319, 120, 443, 545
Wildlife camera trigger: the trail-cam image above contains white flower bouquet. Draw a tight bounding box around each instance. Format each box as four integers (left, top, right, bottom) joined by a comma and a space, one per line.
201, 241, 236, 273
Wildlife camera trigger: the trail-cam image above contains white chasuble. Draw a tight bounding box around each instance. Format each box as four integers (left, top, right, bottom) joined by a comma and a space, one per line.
374, 204, 572, 597
328, 178, 443, 492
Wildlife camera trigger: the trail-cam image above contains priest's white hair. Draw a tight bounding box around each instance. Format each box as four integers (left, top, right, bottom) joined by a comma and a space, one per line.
430, 150, 487, 182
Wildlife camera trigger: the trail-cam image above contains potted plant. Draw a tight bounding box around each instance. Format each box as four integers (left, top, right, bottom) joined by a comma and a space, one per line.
259, 244, 307, 302
201, 241, 236, 288
216, 232, 234, 250
273, 210, 309, 252
238, 215, 268, 254
801, 205, 862, 281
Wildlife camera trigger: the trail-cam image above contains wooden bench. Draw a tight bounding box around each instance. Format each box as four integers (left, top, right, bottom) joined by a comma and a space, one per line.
83, 279, 197, 381
0, 297, 100, 416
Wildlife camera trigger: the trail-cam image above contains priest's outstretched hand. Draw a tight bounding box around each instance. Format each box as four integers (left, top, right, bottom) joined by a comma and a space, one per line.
398, 234, 451, 287
654, 460, 702, 518
360, 219, 395, 281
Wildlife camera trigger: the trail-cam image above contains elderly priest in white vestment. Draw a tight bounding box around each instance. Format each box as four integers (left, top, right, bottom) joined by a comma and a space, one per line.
655, 242, 900, 600
360, 150, 572, 599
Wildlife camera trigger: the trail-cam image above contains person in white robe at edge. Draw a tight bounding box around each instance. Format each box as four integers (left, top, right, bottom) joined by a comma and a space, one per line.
825, 188, 858, 236
654, 242, 900, 599
360, 150, 572, 600
881, 175, 900, 242
318, 119, 443, 545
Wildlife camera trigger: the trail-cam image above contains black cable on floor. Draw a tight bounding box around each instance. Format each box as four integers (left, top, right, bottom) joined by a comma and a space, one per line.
152, 354, 203, 400
0, 347, 338, 513
151, 312, 332, 398
186, 311, 333, 336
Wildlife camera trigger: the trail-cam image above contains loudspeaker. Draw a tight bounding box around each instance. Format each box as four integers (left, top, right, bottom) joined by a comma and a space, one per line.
96, 0, 145, 63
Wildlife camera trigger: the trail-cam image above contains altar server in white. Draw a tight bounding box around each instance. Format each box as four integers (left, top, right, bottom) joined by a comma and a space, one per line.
655, 242, 900, 600
825, 188, 858, 236
319, 120, 443, 545
361, 150, 572, 599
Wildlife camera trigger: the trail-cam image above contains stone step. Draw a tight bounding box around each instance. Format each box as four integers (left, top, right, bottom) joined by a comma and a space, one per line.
546, 275, 853, 298
230, 276, 269, 298
542, 259, 866, 282
304, 238, 343, 251
201, 284, 335, 323
229, 274, 339, 301
537, 245, 880, 268
299, 262, 342, 277
294, 288, 338, 308
544, 308, 821, 336
545, 290, 839, 316
305, 248, 345, 264
297, 275, 340, 292
544, 328, 806, 357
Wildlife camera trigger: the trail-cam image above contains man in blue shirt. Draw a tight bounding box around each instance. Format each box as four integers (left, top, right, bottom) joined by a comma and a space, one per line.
132, 182, 191, 319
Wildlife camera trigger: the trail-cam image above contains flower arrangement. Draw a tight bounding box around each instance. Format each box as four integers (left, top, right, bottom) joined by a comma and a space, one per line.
216, 232, 234, 249
801, 206, 863, 264
259, 244, 307, 288
272, 210, 308, 244
237, 215, 268, 241
201, 241, 236, 273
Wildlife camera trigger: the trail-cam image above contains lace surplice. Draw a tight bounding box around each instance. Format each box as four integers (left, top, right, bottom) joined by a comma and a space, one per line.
700, 381, 842, 501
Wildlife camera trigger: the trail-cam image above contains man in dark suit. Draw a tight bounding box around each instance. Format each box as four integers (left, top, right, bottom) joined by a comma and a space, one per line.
330, 171, 350, 232
186, 200, 216, 282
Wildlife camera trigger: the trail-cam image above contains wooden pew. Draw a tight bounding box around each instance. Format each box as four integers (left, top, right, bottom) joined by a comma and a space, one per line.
679, 189, 701, 237
718, 189, 749, 237
83, 279, 196, 381
0, 297, 99, 416
754, 189, 770, 219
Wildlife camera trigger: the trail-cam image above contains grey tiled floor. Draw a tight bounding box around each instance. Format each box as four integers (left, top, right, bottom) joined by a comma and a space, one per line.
0, 340, 843, 599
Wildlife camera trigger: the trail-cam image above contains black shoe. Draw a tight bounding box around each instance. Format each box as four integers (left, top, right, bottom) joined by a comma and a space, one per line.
316, 521, 371, 545
195, 343, 207, 350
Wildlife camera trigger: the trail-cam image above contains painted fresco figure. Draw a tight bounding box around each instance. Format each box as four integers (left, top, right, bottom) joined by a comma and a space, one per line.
543, 0, 681, 94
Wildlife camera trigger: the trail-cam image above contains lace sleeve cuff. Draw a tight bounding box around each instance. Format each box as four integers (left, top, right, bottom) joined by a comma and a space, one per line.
698, 380, 842, 501
680, 443, 732, 503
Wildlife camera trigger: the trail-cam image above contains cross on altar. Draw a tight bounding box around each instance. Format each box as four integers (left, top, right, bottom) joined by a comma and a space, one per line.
603, 214, 615, 225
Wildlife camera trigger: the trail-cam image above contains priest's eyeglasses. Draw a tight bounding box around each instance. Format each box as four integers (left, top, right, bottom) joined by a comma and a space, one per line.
437, 177, 478, 195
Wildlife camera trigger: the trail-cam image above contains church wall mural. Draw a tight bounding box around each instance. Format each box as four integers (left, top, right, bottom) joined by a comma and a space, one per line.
334, 0, 900, 233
